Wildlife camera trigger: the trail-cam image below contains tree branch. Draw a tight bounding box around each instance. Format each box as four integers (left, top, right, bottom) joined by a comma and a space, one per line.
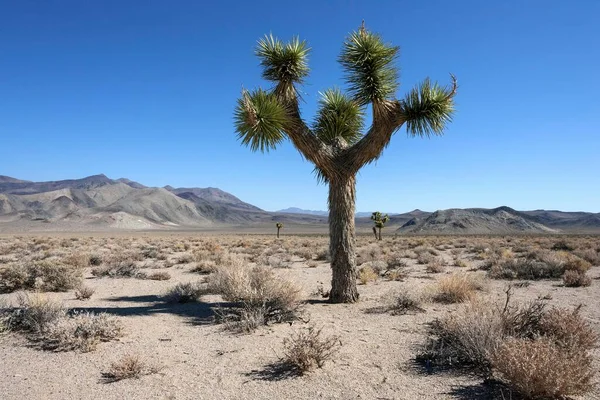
276, 87, 337, 179
342, 100, 404, 173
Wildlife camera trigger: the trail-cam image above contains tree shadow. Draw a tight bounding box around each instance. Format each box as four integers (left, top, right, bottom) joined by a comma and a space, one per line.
245, 361, 301, 381
447, 380, 519, 400
70, 295, 221, 326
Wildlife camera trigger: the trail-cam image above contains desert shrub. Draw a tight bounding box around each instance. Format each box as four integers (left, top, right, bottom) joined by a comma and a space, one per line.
315, 248, 329, 261
89, 254, 103, 266
10, 294, 66, 333
563, 256, 591, 273
574, 248, 600, 266
454, 258, 469, 268
147, 271, 171, 281
293, 247, 314, 261
163, 282, 205, 303
420, 293, 598, 398
562, 270, 592, 287
384, 290, 426, 315
0, 264, 29, 293
551, 240, 575, 251
91, 261, 144, 279
537, 307, 598, 351
419, 298, 504, 374
431, 273, 484, 304
492, 338, 594, 399
0, 261, 82, 293
358, 266, 378, 285
102, 354, 156, 382
208, 261, 301, 330
141, 246, 160, 259
44, 311, 123, 352
282, 326, 341, 374
75, 285, 95, 300
176, 254, 194, 264
425, 258, 445, 273
190, 260, 217, 274
417, 252, 435, 265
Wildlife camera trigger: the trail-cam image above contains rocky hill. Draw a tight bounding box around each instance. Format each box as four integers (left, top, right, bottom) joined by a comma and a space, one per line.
397, 206, 559, 234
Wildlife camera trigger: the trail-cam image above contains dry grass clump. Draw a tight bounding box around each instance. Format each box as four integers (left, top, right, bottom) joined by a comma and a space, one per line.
486, 250, 591, 281
163, 282, 205, 303
382, 289, 427, 315
147, 271, 171, 281
430, 273, 485, 304
10, 293, 66, 333
7, 294, 123, 351
75, 285, 96, 300
208, 260, 301, 332
44, 311, 123, 352
492, 338, 594, 399
420, 293, 598, 399
282, 326, 341, 374
358, 265, 378, 285
0, 261, 83, 293
425, 258, 445, 274
102, 354, 158, 383
562, 270, 592, 287
91, 260, 145, 279
189, 260, 217, 274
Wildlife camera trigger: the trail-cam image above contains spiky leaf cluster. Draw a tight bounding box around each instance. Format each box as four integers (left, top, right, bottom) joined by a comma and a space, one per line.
402, 77, 456, 137
339, 29, 399, 106
234, 89, 288, 152
256, 35, 310, 86
313, 88, 364, 145
371, 211, 389, 228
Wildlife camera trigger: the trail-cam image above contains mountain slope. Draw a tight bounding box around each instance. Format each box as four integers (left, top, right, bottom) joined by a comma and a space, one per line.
166, 187, 262, 212
398, 206, 557, 234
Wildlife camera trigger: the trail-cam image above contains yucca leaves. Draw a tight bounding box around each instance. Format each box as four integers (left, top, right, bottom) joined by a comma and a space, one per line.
314, 88, 364, 146
339, 29, 399, 106
371, 211, 389, 228
256, 34, 310, 85
234, 89, 288, 152
402, 75, 457, 137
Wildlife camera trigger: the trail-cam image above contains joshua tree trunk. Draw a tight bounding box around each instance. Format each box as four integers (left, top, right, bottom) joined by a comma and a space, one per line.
277, 228, 280, 238
328, 176, 359, 303
378, 226, 382, 240
372, 227, 377, 239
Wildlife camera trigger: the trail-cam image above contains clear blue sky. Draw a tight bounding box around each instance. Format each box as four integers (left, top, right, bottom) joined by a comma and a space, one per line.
1, 0, 598, 212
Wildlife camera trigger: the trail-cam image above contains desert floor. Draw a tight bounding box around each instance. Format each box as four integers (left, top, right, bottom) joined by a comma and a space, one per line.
1, 233, 599, 400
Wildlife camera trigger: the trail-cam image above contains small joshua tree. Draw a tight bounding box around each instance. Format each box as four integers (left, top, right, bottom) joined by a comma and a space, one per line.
234, 24, 456, 303
371, 211, 389, 240
276, 222, 283, 238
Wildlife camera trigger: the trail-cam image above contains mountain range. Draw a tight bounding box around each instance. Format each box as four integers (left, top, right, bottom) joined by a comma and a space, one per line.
0, 174, 598, 233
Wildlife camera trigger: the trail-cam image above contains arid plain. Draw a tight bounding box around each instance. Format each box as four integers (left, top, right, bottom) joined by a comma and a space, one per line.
1, 233, 599, 400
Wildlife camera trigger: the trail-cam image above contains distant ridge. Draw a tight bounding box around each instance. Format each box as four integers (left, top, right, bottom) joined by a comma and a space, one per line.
397, 206, 558, 234
0, 175, 599, 233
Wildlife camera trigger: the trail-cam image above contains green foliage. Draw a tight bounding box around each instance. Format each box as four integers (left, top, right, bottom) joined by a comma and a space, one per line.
339, 28, 399, 106
371, 211, 389, 228
256, 34, 309, 87
234, 89, 288, 152
276, 222, 283, 229
313, 88, 364, 145
402, 76, 456, 137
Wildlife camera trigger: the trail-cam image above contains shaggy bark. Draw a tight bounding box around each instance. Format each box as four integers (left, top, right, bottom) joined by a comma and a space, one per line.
328, 176, 359, 303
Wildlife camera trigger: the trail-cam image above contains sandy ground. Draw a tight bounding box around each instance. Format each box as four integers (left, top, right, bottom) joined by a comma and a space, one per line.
1, 234, 599, 400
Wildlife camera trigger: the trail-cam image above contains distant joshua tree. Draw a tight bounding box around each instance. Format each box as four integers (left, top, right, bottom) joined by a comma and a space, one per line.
276, 222, 283, 238
371, 211, 390, 240
234, 23, 457, 303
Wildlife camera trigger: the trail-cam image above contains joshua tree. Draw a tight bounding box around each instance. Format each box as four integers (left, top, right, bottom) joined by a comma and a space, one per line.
371, 211, 389, 240
234, 24, 457, 303
276, 222, 283, 238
